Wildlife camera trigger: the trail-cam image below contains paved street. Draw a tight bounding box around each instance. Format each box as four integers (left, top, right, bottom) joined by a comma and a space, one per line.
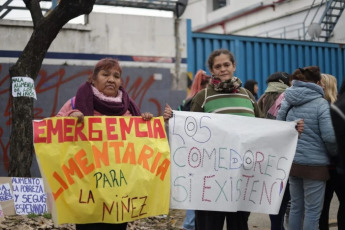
245, 196, 339, 230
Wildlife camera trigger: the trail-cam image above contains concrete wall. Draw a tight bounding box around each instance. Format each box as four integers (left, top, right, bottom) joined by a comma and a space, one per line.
0, 12, 188, 176
0, 12, 187, 65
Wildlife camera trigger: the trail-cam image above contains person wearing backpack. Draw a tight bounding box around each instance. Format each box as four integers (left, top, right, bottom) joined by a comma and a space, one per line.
257, 72, 294, 230
319, 75, 345, 230
178, 70, 211, 112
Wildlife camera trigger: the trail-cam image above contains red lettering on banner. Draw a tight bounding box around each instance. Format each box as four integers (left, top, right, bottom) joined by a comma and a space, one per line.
146, 118, 153, 137
134, 117, 148, 137
106, 118, 118, 140
33, 120, 47, 143
47, 119, 63, 143
119, 118, 133, 140
89, 117, 102, 141
153, 119, 166, 138
34, 117, 166, 143
74, 121, 87, 141
63, 118, 75, 142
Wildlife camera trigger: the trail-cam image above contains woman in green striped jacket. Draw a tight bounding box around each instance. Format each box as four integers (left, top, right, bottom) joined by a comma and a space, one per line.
191, 49, 260, 117
191, 49, 261, 230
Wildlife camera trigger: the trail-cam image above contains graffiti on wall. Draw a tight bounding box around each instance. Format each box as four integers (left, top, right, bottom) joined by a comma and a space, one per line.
0, 63, 185, 176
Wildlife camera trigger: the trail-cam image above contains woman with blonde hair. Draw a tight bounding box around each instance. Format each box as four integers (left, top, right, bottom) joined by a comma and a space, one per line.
321, 74, 338, 103
319, 74, 345, 230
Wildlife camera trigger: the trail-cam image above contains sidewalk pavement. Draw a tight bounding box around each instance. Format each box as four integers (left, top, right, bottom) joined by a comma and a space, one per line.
246, 196, 339, 230
222, 196, 339, 230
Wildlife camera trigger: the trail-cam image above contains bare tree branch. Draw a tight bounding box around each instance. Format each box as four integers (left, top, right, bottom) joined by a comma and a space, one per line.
24, 0, 43, 28
8, 0, 96, 177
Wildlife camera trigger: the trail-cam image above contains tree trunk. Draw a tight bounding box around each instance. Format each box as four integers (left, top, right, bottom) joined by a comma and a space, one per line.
8, 0, 96, 177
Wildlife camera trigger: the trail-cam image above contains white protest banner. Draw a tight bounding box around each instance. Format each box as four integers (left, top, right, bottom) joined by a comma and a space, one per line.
12, 76, 37, 99
0, 183, 13, 202
12, 177, 47, 215
169, 111, 298, 214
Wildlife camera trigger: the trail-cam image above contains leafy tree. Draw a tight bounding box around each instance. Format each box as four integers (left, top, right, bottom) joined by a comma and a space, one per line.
8, 0, 96, 177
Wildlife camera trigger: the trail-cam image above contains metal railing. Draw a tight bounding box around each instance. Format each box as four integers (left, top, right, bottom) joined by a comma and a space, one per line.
255, 0, 345, 42
0, 0, 186, 21
256, 22, 307, 40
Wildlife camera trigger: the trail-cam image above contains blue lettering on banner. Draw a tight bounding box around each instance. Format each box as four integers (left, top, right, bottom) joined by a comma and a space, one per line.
0, 184, 13, 201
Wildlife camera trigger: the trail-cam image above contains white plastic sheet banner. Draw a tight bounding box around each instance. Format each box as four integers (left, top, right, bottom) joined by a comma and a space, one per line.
169, 111, 298, 214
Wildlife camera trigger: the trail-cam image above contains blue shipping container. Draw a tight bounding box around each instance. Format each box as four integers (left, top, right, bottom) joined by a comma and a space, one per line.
187, 19, 345, 96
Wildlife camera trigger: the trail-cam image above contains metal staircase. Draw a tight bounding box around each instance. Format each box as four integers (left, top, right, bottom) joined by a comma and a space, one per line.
255, 0, 345, 42
318, 0, 345, 41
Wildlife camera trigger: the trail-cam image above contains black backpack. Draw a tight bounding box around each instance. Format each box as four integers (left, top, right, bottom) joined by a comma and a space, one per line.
178, 98, 193, 112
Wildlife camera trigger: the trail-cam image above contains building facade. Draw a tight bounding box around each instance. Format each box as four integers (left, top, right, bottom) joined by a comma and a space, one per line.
182, 0, 345, 43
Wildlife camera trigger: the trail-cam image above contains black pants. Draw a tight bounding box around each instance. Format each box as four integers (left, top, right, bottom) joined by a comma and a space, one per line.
269, 183, 290, 230
195, 210, 249, 230
319, 169, 345, 230
76, 223, 127, 230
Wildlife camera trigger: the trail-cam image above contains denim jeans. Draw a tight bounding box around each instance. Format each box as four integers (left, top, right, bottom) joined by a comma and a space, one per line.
288, 176, 326, 230
183, 210, 195, 230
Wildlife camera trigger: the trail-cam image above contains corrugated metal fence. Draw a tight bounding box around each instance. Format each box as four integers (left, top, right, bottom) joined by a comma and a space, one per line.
187, 20, 345, 96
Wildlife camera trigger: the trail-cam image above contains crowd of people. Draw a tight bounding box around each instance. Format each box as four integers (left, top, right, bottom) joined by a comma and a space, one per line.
56, 47, 345, 230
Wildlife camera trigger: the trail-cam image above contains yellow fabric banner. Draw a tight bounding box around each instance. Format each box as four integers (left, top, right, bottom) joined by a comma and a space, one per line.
33, 116, 170, 224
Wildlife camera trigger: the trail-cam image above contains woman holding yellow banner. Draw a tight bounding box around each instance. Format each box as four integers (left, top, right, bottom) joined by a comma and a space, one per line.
57, 58, 153, 230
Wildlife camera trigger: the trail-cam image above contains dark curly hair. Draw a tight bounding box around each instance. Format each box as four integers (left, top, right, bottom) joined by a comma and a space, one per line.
207, 49, 236, 72
292, 66, 321, 83
266, 72, 292, 86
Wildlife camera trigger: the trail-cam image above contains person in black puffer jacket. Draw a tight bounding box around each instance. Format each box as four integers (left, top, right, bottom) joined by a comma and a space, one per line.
330, 79, 345, 175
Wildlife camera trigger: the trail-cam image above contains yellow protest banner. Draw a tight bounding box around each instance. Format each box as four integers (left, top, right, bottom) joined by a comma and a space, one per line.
33, 116, 170, 225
